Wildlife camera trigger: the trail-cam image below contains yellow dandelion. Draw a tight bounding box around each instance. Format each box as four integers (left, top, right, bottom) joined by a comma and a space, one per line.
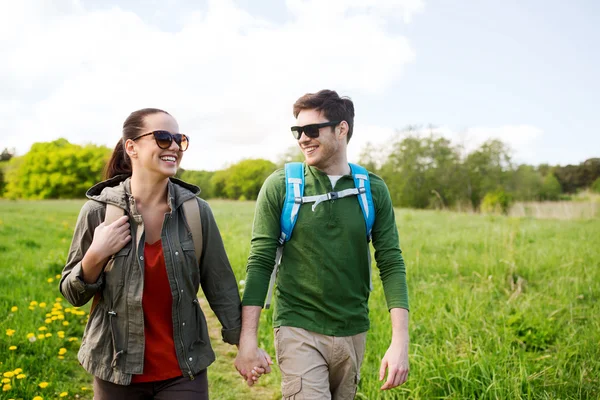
3, 372, 14, 378
29, 306, 35, 310
59, 392, 68, 397
30, 301, 38, 306
55, 297, 62, 302
58, 348, 67, 355
62, 321, 69, 326
9, 346, 17, 351
45, 333, 52, 338
33, 396, 44, 400
16, 374, 26, 379
45, 318, 53, 324
55, 274, 61, 279
2, 383, 11, 391
39, 302, 47, 308
57, 331, 65, 338
57, 315, 65, 320
26, 333, 35, 339
58, 356, 65, 360
81, 386, 88, 390
1, 378, 9, 384
39, 381, 49, 388
10, 306, 17, 312
37, 334, 45, 340
54, 303, 63, 309
5, 329, 15, 336
38, 326, 47, 331
12, 368, 22, 374
47, 278, 54, 283
68, 337, 78, 342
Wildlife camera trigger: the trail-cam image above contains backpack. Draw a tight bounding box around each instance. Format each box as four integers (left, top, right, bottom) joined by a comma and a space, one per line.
90, 198, 202, 313
264, 162, 375, 309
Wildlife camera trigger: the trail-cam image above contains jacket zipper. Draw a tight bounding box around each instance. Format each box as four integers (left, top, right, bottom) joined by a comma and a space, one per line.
165, 214, 195, 380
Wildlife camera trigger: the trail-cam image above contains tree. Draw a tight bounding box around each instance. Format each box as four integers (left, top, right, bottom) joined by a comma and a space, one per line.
463, 139, 512, 210
179, 170, 215, 198
210, 159, 276, 200
3, 139, 111, 199
538, 174, 562, 201
276, 146, 304, 167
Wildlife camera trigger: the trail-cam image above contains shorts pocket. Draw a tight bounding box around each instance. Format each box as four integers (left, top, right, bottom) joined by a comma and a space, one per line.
282, 376, 302, 400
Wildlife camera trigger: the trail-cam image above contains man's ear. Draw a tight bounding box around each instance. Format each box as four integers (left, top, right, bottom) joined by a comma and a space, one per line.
125, 139, 137, 158
337, 121, 349, 141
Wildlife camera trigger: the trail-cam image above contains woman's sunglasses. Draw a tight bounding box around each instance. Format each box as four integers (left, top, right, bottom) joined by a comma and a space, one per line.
290, 121, 340, 140
131, 130, 189, 151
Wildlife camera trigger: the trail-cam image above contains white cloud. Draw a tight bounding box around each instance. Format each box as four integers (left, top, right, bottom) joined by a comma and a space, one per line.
0, 0, 422, 170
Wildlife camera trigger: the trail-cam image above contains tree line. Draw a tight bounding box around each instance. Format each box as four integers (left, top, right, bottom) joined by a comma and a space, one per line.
1, 137, 599, 211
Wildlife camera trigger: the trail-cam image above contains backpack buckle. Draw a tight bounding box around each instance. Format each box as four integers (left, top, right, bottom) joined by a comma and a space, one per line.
327, 192, 338, 200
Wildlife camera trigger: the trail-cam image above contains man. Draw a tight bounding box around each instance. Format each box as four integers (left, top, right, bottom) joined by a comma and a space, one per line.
235, 90, 409, 399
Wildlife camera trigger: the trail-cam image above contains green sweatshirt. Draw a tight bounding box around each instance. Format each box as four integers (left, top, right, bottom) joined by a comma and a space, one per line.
242, 164, 409, 336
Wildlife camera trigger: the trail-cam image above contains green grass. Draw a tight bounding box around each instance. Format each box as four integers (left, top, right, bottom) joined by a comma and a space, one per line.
1, 200, 599, 399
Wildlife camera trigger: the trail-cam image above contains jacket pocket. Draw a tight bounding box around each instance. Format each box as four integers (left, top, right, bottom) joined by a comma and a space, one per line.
189, 298, 207, 351
104, 245, 131, 288
282, 376, 303, 400
80, 303, 114, 366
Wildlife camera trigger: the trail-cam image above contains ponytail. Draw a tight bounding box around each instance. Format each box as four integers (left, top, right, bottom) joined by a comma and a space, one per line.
103, 139, 132, 180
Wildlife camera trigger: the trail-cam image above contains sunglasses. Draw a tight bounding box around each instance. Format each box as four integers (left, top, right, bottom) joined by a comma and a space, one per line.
290, 121, 340, 140
131, 130, 189, 151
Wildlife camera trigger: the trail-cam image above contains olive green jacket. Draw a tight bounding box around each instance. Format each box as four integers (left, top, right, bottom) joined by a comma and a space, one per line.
60, 176, 241, 385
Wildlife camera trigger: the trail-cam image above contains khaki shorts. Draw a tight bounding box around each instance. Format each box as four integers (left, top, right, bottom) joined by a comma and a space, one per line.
274, 326, 367, 400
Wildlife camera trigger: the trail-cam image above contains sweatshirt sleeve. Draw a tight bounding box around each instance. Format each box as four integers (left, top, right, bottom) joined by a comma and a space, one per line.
59, 200, 106, 307
241, 170, 285, 307
198, 199, 242, 345
371, 176, 410, 311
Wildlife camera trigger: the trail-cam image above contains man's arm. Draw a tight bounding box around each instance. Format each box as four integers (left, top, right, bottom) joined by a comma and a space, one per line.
234, 171, 285, 385
379, 308, 410, 390
370, 176, 410, 389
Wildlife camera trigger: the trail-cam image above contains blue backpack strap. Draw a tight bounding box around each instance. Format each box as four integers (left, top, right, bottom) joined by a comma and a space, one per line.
349, 163, 375, 239
279, 162, 304, 244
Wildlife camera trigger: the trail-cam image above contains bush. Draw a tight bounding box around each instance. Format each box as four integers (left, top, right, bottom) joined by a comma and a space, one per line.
3, 139, 110, 199
480, 190, 513, 215
592, 177, 600, 194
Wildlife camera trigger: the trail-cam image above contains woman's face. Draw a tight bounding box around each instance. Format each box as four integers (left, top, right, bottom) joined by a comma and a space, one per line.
128, 112, 184, 178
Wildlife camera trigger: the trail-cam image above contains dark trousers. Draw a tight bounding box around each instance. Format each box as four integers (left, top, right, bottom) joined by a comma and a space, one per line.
93, 370, 208, 400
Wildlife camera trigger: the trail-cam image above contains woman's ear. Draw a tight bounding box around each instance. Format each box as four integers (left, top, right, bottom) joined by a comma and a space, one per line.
125, 139, 137, 158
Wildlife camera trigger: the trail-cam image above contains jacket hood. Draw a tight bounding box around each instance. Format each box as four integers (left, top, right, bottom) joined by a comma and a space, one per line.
86, 175, 201, 211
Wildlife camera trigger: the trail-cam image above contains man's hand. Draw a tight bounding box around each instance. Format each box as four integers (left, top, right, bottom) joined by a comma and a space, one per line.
379, 307, 410, 390
234, 346, 273, 386
379, 339, 409, 390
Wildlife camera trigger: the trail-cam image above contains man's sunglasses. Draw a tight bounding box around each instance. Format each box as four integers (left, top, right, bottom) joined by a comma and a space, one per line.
290, 121, 340, 140
131, 130, 189, 151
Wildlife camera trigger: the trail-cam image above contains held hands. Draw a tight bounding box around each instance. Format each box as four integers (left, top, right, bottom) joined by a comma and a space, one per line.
379, 339, 410, 390
234, 346, 273, 387
88, 215, 131, 260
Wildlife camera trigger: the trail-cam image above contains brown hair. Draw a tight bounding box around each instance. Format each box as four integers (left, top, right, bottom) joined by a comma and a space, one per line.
103, 108, 171, 180
292, 89, 355, 142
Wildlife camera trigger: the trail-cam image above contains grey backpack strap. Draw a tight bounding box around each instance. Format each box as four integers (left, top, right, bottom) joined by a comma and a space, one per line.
105, 203, 124, 224
182, 198, 203, 266
103, 204, 125, 273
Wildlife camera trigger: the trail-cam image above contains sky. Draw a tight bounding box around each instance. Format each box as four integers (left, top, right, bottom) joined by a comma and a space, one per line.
1, 0, 598, 171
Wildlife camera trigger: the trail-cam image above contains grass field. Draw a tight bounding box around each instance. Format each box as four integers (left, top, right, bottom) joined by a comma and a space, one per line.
1, 199, 599, 399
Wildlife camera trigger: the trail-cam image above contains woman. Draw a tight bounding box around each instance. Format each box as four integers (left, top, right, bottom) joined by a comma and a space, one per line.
60, 108, 266, 399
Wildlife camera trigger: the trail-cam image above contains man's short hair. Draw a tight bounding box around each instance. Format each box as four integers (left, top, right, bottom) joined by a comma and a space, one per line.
293, 89, 355, 142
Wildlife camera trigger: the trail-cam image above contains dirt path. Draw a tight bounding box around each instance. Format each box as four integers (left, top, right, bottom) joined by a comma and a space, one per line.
199, 296, 280, 400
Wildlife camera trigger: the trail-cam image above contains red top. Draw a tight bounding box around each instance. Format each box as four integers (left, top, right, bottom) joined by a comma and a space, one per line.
131, 240, 182, 383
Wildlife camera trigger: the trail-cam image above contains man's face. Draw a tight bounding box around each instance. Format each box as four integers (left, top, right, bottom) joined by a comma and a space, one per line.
295, 109, 342, 171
